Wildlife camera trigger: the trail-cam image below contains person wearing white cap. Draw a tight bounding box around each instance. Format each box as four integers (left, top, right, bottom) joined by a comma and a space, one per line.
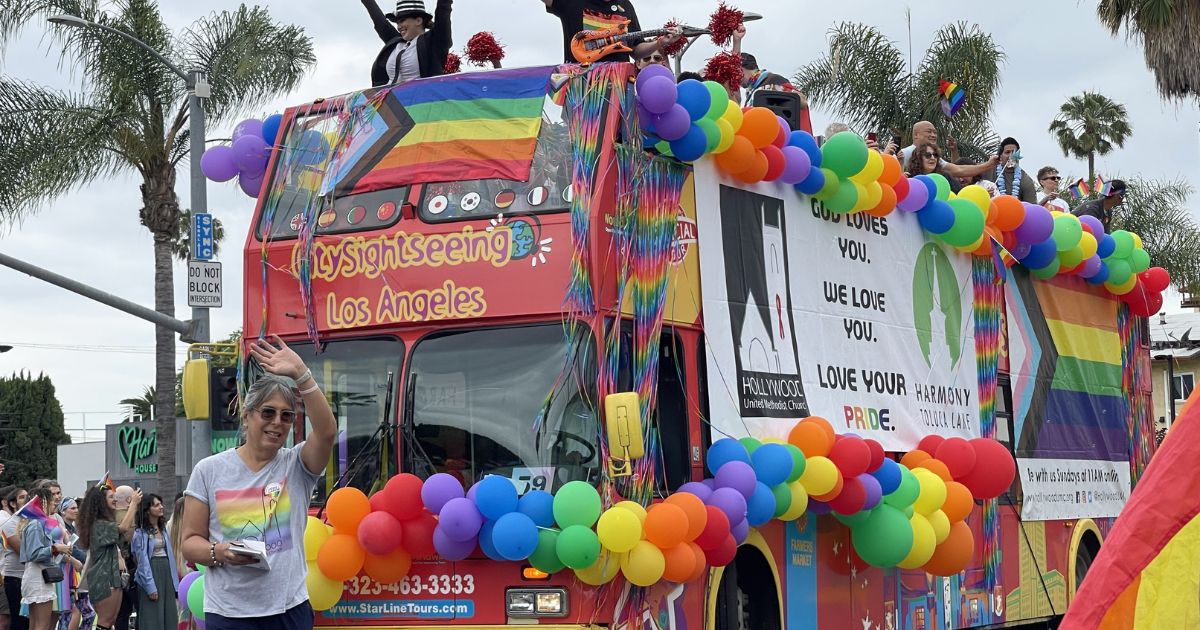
361, 0, 453, 86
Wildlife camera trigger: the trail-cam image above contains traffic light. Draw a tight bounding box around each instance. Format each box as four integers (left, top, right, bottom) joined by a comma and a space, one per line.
210, 366, 240, 431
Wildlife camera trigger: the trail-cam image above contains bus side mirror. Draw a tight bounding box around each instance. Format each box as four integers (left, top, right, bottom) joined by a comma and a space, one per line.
182, 358, 211, 420
604, 392, 645, 478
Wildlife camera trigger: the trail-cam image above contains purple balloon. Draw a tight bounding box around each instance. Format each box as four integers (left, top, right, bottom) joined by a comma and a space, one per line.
700, 478, 717, 489
635, 63, 675, 91
730, 518, 750, 545
896, 177, 929, 212
232, 118, 264, 143
707, 487, 748, 524
1078, 254, 1104, 279
421, 473, 465, 514
715, 460, 758, 498
808, 500, 832, 515
200, 146, 239, 183
178, 571, 201, 611
637, 102, 657, 133
779, 146, 812, 185
1014, 203, 1054, 244
438, 497, 484, 542
653, 104, 692, 141
232, 134, 270, 174
859, 474, 883, 510
238, 173, 264, 198
1078, 214, 1106, 238
639, 75, 678, 115
433, 526, 477, 561
677, 481, 713, 502
1010, 242, 1032, 259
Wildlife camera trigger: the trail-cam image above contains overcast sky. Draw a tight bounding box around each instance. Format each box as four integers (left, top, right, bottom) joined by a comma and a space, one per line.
1, 0, 1197, 439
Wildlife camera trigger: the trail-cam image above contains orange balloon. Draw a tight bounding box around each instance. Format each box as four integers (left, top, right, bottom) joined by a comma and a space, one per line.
879, 153, 902, 186
788, 423, 833, 458
363, 547, 412, 584
715, 136, 754, 175
942, 481, 974, 523
685, 542, 709, 582
739, 107, 779, 149
733, 151, 769, 183
804, 416, 837, 443
811, 474, 844, 502
918, 458, 953, 482
317, 533, 366, 581
644, 503, 688, 549
865, 183, 897, 217
664, 493, 708, 542
326, 487, 371, 535
900, 449, 932, 469
661, 543, 698, 583
923, 521, 975, 576
990, 195, 1026, 231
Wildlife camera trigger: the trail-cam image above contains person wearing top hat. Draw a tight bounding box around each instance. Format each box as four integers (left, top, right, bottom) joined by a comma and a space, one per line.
361, 0, 453, 86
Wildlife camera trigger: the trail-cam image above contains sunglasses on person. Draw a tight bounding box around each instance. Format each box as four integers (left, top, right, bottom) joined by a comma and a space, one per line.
1041, 175, 1061, 182
640, 53, 665, 63
922, 151, 939, 159
256, 406, 297, 423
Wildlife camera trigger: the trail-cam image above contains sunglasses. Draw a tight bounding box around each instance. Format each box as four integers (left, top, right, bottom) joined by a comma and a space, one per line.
257, 406, 297, 423
1041, 176, 1061, 182
641, 53, 665, 63
922, 151, 939, 159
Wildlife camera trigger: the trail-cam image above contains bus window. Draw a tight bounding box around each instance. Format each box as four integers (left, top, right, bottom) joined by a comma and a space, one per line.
996, 375, 1018, 503
418, 96, 570, 223
615, 324, 691, 495
405, 324, 598, 492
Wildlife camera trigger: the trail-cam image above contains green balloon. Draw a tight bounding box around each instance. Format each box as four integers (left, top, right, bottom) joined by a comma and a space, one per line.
529, 529, 566, 574
553, 481, 602, 528
1106, 258, 1132, 285
835, 507, 875, 529
1031, 258, 1061, 280
1059, 247, 1084, 269
851, 505, 913, 568
826, 178, 859, 214
655, 140, 674, 157
771, 483, 793, 518
927, 173, 952, 201
555, 524, 601, 569
1109, 230, 1135, 259
784, 444, 806, 483
188, 574, 206, 620
903, 505, 914, 519
821, 131, 869, 178
813, 167, 841, 201
942, 199, 986, 247
739, 437, 763, 454
1051, 215, 1083, 252
696, 118, 721, 154
703, 81, 730, 119
1130, 247, 1151, 273
884, 467, 919, 508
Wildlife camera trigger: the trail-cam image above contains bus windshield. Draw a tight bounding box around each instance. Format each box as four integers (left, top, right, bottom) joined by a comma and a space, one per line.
405, 324, 598, 493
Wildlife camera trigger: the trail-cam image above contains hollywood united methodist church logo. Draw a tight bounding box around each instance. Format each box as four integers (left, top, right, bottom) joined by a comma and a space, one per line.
912, 242, 964, 370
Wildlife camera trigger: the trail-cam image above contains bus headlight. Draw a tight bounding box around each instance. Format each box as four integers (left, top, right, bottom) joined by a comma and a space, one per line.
506, 588, 567, 617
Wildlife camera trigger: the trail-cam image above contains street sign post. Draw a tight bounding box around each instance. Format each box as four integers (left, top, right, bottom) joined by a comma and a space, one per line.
193, 213, 214, 261
187, 261, 222, 308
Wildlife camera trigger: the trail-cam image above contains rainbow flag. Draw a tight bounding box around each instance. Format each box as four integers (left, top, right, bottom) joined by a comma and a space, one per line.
1094, 174, 1106, 195
10, 496, 57, 536
97, 471, 113, 491
939, 79, 965, 116
1069, 178, 1091, 199
1060, 386, 1200, 629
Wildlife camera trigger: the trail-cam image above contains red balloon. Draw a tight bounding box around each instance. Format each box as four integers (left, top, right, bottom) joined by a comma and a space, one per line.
956, 439, 1015, 499
828, 476, 867, 515
1141, 267, 1171, 293
934, 437, 978, 479
917, 435, 945, 455
399, 509, 438, 558
368, 489, 392, 514
704, 535, 738, 567
863, 439, 885, 473
357, 511, 403, 555
892, 175, 910, 202
384, 474, 425, 521
772, 120, 788, 148
762, 145, 786, 181
694, 506, 731, 550
828, 437, 871, 478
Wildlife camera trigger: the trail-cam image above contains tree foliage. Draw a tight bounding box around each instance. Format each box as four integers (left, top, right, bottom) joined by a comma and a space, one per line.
1047, 92, 1132, 183
793, 21, 1005, 160
1096, 0, 1200, 100
0, 372, 71, 486
119, 385, 155, 422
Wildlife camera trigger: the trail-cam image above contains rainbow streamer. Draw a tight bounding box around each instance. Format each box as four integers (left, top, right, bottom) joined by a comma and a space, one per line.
973, 257, 1002, 591
1119, 305, 1157, 484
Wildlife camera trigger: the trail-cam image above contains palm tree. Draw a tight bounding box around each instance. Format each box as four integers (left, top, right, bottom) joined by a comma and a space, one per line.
1047, 92, 1132, 184
793, 21, 1005, 161
1096, 0, 1200, 100
120, 386, 156, 423
0, 0, 314, 498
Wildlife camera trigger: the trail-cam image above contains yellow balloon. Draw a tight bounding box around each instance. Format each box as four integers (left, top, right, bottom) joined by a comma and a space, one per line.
597, 506, 643, 553
576, 551, 622, 585
616, 501, 648, 524
850, 181, 873, 213
1132, 232, 1143, 249
1079, 232, 1099, 259
306, 564, 345, 611
956, 234, 986, 254
1106, 274, 1138, 295
779, 482, 809, 521
862, 182, 883, 210
898, 513, 937, 569
800, 456, 840, 496
957, 185, 992, 215
304, 516, 331, 562
912, 468, 947, 515
720, 102, 744, 134
621, 541, 666, 587
714, 119, 736, 154
927, 509, 951, 545
850, 149, 884, 184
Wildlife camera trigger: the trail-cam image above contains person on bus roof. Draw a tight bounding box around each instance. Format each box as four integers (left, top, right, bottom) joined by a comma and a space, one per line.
361, 0, 454, 86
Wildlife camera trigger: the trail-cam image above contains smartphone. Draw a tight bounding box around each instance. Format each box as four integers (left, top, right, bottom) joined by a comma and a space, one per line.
866, 132, 878, 143
891, 134, 902, 147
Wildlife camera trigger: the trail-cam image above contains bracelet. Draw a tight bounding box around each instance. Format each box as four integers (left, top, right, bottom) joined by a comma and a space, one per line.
298, 382, 320, 396
295, 369, 313, 386
209, 542, 223, 567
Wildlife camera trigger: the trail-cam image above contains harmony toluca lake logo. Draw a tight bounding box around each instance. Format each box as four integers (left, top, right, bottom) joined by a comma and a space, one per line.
117, 424, 157, 474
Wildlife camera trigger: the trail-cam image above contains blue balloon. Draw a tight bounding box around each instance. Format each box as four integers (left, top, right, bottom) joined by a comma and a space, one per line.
1097, 234, 1117, 259
296, 129, 329, 167
669, 124, 708, 162
261, 113, 284, 146
491, 513, 539, 561
751, 443, 793, 487
707, 438, 751, 476
1020, 239, 1058, 269
517, 490, 555, 528
478, 520, 504, 561
871, 458, 902, 495
474, 476, 518, 520
746, 482, 777, 527
795, 167, 826, 195
676, 79, 712, 121
787, 130, 822, 168
1086, 261, 1111, 284
917, 200, 955, 234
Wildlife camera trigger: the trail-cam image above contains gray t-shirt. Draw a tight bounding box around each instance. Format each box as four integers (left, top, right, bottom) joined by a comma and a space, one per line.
1, 509, 23, 578
185, 443, 322, 618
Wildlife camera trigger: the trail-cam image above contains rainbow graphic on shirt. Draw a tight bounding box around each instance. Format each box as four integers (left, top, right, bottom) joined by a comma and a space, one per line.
582, 9, 630, 32
214, 478, 294, 553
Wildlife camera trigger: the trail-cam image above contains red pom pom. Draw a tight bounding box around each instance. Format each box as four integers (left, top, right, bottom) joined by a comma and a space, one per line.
443, 52, 461, 74
703, 51, 743, 92
465, 31, 505, 66
660, 19, 687, 57
708, 3, 744, 47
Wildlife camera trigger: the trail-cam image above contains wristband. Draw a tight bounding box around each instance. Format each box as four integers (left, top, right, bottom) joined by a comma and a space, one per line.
298, 382, 320, 396
295, 369, 313, 386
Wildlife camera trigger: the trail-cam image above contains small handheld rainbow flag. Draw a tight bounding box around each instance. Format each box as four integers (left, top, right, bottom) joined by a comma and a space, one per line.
3, 496, 58, 538
939, 79, 965, 117
1094, 174, 1106, 195
1069, 178, 1091, 199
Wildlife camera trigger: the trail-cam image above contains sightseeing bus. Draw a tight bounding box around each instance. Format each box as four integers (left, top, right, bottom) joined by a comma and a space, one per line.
227, 64, 1154, 629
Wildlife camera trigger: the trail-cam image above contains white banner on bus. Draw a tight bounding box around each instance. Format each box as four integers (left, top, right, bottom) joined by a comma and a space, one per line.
1017, 458, 1131, 520
694, 160, 978, 450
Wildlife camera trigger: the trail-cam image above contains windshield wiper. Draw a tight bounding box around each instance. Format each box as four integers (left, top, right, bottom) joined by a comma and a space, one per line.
401, 372, 439, 478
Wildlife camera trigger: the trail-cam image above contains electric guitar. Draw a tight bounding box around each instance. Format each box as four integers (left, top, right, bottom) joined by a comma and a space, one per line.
570, 14, 763, 64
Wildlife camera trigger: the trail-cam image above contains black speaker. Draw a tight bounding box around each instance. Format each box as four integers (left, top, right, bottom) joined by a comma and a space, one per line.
752, 90, 804, 131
